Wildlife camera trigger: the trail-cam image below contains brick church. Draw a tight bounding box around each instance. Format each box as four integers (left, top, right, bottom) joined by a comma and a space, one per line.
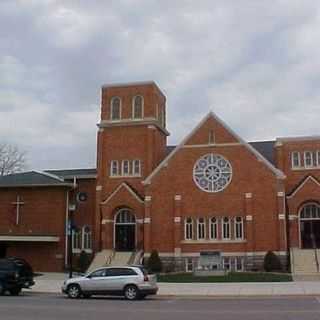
0, 81, 320, 274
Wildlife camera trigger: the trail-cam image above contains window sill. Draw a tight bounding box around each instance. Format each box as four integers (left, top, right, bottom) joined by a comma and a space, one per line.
181, 240, 246, 244
72, 249, 93, 254
109, 175, 142, 179
292, 167, 320, 171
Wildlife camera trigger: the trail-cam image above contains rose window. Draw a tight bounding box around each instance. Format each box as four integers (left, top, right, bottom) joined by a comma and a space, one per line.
193, 154, 232, 192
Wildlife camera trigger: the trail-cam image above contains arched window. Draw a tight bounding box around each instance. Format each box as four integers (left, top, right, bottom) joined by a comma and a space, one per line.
111, 97, 121, 120
82, 226, 92, 250
197, 218, 206, 240
222, 217, 231, 240
209, 217, 218, 240
132, 95, 143, 119
116, 209, 136, 224
300, 203, 320, 219
234, 217, 244, 240
185, 217, 193, 240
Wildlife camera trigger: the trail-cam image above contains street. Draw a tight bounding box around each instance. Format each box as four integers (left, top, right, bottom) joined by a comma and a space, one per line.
0, 293, 320, 320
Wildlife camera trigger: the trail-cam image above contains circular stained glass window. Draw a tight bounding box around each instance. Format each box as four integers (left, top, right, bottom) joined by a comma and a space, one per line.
193, 154, 232, 193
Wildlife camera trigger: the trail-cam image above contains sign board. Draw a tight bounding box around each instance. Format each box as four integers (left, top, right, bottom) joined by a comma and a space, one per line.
199, 251, 222, 270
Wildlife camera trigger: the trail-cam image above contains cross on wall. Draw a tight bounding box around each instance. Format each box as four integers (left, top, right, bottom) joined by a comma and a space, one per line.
11, 195, 25, 225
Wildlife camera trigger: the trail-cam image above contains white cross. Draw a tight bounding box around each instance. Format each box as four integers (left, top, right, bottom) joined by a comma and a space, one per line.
12, 195, 25, 225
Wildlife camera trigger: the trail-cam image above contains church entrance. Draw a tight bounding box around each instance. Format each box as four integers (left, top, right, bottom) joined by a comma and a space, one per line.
114, 209, 136, 251
300, 203, 320, 249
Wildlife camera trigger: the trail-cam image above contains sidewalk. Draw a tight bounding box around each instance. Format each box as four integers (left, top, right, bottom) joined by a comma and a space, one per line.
31, 273, 320, 296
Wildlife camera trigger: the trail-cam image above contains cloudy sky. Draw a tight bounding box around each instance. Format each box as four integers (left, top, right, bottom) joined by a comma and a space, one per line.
1, 0, 320, 170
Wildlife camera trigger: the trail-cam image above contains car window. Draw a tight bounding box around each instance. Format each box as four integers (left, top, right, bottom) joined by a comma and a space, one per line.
0, 260, 14, 270
105, 268, 137, 277
89, 269, 106, 278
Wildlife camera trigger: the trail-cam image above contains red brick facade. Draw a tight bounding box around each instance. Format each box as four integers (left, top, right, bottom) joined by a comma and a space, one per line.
1, 81, 319, 272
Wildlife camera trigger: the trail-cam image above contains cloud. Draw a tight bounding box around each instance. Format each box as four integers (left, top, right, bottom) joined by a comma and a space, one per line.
0, 0, 320, 170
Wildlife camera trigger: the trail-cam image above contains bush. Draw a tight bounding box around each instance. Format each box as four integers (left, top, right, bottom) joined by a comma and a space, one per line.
147, 250, 162, 273
77, 250, 91, 273
264, 251, 282, 272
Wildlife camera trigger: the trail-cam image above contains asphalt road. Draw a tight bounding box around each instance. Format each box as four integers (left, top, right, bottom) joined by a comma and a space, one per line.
1, 293, 320, 320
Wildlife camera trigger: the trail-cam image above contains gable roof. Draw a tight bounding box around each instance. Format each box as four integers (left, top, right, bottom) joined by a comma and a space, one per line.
0, 171, 74, 188
101, 182, 144, 205
45, 168, 97, 180
287, 175, 320, 199
143, 111, 285, 184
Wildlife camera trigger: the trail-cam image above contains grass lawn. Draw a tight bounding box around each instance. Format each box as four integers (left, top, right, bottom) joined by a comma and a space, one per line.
157, 272, 292, 283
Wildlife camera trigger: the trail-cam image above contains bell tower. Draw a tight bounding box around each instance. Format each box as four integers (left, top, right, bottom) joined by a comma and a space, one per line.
94, 81, 169, 251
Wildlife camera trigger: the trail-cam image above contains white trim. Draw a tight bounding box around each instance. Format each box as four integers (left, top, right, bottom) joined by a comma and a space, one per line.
0, 236, 60, 242
136, 219, 144, 224
278, 214, 285, 220
277, 191, 285, 197
143, 250, 288, 257
143, 111, 285, 185
291, 151, 301, 169
174, 217, 181, 223
174, 195, 182, 201
144, 217, 151, 224
132, 95, 144, 119
184, 217, 193, 240
196, 218, 206, 240
181, 240, 247, 245
277, 135, 320, 142
289, 215, 298, 220
34, 170, 65, 183
234, 217, 244, 240
304, 151, 313, 168
101, 182, 144, 205
121, 160, 130, 176
287, 176, 320, 199
110, 160, 119, 177
96, 185, 102, 191
245, 193, 252, 199
222, 217, 231, 240
246, 215, 253, 221
101, 219, 113, 224
113, 209, 137, 250
145, 196, 152, 202
182, 142, 242, 148
110, 96, 122, 121
209, 217, 218, 240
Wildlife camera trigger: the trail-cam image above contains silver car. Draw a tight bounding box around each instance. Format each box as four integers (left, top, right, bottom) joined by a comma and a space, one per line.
62, 265, 158, 300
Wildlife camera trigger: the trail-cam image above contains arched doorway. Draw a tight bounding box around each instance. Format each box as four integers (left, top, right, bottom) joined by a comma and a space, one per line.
114, 209, 136, 251
300, 203, 320, 249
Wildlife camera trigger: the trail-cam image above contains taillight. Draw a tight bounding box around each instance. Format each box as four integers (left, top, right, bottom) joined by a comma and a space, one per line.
144, 275, 149, 282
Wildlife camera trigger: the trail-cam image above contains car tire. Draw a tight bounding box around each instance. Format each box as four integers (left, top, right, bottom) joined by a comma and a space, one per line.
124, 285, 139, 300
9, 287, 21, 296
67, 284, 82, 299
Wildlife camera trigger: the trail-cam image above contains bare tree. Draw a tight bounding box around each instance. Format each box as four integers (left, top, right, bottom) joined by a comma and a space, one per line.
0, 144, 26, 176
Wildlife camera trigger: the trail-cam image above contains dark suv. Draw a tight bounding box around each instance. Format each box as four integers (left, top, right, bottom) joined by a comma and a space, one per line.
0, 258, 35, 295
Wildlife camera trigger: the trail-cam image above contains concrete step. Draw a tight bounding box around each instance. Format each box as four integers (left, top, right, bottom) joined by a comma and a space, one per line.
291, 248, 320, 275
87, 249, 113, 272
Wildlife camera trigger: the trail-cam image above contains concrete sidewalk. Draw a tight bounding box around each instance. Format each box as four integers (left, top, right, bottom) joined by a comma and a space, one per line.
30, 273, 320, 296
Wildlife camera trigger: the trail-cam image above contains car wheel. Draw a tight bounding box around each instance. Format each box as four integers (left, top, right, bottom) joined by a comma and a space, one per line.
124, 285, 139, 300
67, 284, 81, 299
9, 287, 21, 296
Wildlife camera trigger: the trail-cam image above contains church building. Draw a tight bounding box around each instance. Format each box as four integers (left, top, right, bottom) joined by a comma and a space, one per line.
0, 81, 319, 274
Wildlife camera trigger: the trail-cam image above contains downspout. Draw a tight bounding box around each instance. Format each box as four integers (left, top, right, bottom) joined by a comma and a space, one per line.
65, 190, 69, 268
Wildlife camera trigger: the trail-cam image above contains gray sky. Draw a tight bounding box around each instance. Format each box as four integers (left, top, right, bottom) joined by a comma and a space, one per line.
1, 0, 320, 170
